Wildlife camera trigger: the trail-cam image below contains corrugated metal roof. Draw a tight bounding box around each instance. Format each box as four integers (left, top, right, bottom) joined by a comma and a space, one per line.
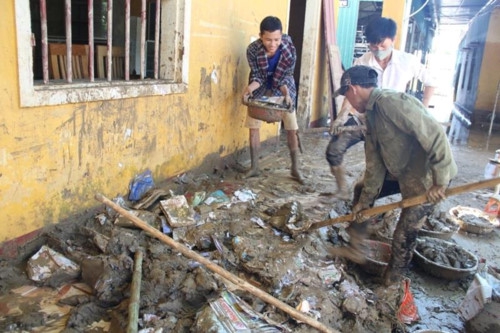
431, 0, 491, 25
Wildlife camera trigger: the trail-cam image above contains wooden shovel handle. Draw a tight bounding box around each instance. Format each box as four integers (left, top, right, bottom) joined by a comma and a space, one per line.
309, 177, 500, 230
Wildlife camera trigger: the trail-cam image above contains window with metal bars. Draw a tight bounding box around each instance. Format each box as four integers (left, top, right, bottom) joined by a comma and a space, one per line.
16, 0, 190, 107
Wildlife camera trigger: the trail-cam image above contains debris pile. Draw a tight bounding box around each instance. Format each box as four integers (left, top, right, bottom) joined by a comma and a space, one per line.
0, 172, 404, 332
0, 132, 498, 333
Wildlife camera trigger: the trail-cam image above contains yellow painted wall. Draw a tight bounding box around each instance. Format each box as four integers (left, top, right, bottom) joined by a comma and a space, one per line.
476, 7, 500, 111
0, 0, 289, 242
381, 0, 407, 50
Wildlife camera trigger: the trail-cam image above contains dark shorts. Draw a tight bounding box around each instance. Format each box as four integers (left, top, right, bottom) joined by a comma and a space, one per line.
325, 116, 364, 166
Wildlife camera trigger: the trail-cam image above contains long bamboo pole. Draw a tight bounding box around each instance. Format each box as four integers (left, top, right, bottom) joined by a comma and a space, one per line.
309, 177, 500, 230
95, 193, 337, 333
127, 249, 143, 333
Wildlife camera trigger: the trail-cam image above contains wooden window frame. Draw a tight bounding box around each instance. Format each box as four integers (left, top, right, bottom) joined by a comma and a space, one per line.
15, 0, 191, 107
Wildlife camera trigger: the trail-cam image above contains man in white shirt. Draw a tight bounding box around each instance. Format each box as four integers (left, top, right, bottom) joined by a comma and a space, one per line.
326, 17, 437, 200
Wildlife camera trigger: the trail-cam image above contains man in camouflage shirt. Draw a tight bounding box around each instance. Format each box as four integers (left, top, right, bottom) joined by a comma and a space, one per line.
326, 17, 437, 200
333, 65, 457, 286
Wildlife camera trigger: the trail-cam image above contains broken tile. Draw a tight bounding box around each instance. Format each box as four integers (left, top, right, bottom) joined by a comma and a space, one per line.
159, 195, 196, 228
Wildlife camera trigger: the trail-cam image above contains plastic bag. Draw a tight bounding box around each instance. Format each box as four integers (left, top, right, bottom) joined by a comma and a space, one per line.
106, 196, 128, 218
397, 278, 419, 324
484, 194, 500, 217
129, 169, 154, 201
458, 273, 492, 321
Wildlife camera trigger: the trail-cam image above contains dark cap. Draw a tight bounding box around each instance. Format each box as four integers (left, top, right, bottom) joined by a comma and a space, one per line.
334, 65, 378, 96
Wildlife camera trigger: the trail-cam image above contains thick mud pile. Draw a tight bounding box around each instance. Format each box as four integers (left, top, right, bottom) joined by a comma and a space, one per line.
1, 131, 499, 333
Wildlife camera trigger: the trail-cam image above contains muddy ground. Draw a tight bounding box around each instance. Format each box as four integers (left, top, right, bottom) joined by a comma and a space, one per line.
0, 127, 499, 333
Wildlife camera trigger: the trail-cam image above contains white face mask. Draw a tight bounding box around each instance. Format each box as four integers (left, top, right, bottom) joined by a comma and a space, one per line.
372, 46, 393, 60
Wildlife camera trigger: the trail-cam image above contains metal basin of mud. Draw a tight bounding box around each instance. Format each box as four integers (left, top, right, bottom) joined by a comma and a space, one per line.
413, 237, 478, 280
418, 224, 458, 240
418, 217, 460, 240
246, 106, 285, 123
448, 205, 499, 234
359, 240, 391, 276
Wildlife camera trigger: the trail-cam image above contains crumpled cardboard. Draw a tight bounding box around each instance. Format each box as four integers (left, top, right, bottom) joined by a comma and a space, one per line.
26, 245, 80, 283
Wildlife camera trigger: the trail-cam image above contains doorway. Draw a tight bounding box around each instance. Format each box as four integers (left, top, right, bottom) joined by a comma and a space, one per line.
288, 0, 306, 98
355, 1, 383, 61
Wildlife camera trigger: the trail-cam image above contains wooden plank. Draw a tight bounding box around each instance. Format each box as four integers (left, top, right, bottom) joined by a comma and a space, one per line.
296, 0, 322, 129
322, 0, 336, 122
327, 43, 345, 115
322, 1, 345, 120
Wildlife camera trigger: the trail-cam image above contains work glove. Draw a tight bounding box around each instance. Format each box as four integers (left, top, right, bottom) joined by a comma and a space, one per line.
351, 201, 371, 223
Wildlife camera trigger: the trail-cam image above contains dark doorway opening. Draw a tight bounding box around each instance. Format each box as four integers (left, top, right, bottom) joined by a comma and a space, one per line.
288, 1, 306, 97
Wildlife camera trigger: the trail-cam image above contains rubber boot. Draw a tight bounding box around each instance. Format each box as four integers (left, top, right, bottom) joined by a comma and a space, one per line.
287, 130, 304, 184
245, 129, 261, 178
290, 149, 304, 184
330, 165, 350, 200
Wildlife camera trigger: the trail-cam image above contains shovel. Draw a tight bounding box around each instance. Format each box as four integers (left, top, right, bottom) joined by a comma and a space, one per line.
309, 177, 500, 230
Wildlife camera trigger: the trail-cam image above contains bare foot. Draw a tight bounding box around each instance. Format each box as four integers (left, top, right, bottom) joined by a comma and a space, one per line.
334, 190, 351, 200
291, 170, 305, 184
319, 196, 337, 204
244, 168, 261, 178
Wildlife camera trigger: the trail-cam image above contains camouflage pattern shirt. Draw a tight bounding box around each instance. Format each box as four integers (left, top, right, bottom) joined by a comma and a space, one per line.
359, 88, 458, 204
